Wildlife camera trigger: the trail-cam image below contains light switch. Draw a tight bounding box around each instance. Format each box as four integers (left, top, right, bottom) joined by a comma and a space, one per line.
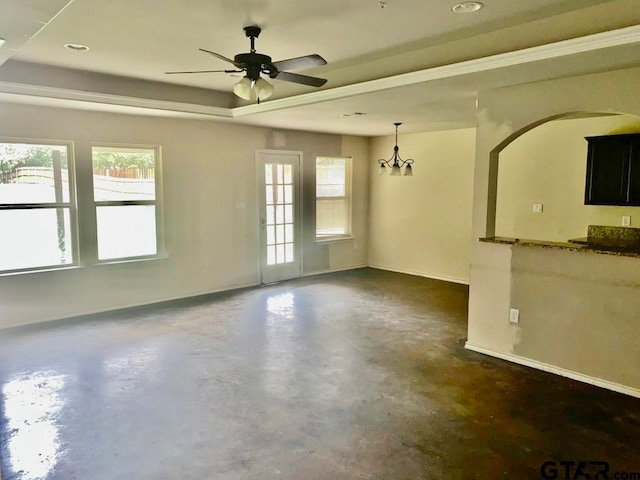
622, 215, 631, 227
509, 308, 520, 324
533, 203, 543, 214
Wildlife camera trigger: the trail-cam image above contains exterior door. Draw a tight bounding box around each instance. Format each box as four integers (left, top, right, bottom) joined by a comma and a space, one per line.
256, 150, 302, 283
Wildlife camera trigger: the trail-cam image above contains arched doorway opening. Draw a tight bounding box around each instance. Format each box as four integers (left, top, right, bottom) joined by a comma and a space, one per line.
488, 111, 640, 243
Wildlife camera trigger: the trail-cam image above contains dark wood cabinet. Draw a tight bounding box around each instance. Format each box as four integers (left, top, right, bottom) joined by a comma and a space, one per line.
585, 133, 640, 206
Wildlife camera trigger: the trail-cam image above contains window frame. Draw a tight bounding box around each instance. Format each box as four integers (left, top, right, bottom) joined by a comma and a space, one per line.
0, 137, 79, 275
315, 155, 353, 242
91, 143, 164, 263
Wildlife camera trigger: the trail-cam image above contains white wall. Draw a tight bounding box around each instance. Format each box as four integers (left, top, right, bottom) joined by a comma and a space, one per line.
468, 67, 640, 395
496, 115, 640, 241
368, 128, 475, 284
0, 103, 368, 327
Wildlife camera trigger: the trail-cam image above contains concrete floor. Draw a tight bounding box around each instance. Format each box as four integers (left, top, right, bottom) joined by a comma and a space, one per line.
1, 268, 639, 479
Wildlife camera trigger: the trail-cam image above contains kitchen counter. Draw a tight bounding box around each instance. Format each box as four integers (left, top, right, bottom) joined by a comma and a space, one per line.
479, 236, 640, 259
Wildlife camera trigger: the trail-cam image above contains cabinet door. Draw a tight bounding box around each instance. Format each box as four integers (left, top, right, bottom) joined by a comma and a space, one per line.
629, 140, 640, 206
585, 136, 631, 205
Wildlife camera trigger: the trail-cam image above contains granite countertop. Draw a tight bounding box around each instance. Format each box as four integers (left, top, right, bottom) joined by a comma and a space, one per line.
479, 236, 640, 258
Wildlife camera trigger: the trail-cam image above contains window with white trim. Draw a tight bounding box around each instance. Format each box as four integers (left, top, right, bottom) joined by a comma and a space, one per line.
0, 141, 76, 273
315, 156, 352, 240
92, 145, 161, 261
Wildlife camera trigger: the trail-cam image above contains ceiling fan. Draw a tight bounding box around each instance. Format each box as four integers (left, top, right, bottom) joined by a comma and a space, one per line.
165, 25, 328, 102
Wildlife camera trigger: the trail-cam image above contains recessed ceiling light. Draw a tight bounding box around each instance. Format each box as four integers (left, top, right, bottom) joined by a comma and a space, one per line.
451, 2, 484, 13
0, 38, 6, 48
64, 43, 89, 52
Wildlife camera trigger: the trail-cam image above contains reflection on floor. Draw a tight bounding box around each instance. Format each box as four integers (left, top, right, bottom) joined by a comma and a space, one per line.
0, 268, 639, 479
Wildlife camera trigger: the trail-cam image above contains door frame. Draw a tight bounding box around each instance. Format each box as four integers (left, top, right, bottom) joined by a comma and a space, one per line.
255, 149, 304, 284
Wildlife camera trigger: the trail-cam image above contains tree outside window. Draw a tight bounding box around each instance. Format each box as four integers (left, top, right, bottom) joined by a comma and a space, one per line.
0, 142, 74, 272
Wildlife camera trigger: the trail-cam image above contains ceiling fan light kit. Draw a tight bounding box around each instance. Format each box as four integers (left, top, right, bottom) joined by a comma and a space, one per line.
253, 77, 274, 100
165, 25, 327, 102
378, 123, 415, 176
232, 76, 253, 100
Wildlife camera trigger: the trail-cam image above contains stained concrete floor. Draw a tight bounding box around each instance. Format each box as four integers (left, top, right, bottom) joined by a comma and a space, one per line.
1, 268, 639, 480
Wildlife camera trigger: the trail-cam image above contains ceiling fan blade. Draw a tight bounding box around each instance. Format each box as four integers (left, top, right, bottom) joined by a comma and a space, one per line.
274, 71, 327, 87
199, 48, 243, 67
271, 54, 327, 72
165, 69, 241, 74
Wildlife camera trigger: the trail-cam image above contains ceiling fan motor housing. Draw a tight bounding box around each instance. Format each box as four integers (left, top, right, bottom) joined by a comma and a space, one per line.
234, 52, 276, 80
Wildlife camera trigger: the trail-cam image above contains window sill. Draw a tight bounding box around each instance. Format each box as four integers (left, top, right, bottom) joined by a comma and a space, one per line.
0, 256, 170, 277
315, 235, 355, 245
94, 255, 169, 267
0, 264, 83, 278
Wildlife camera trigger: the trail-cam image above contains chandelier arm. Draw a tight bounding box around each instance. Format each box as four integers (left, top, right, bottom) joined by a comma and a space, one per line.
396, 157, 414, 167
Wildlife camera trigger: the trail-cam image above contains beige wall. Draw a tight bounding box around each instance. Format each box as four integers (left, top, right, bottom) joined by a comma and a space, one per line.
0, 103, 368, 327
329, 136, 370, 271
496, 115, 640, 242
511, 247, 640, 389
368, 128, 475, 284
468, 67, 640, 395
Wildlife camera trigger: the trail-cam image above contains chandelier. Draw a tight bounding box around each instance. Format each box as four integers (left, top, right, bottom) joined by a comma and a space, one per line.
378, 123, 414, 176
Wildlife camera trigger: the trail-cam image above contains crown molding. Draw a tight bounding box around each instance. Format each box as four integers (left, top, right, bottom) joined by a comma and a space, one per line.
0, 81, 233, 118
0, 24, 639, 121
233, 24, 640, 116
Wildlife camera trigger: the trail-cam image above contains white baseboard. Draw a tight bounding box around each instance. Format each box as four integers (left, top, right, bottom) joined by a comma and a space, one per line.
465, 342, 640, 399
5, 266, 367, 329
4, 281, 260, 329
303, 264, 368, 277
4, 267, 366, 328
368, 264, 470, 285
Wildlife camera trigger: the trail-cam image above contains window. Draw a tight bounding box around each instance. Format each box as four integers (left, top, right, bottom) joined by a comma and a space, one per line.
0, 141, 76, 273
92, 145, 161, 261
316, 156, 352, 240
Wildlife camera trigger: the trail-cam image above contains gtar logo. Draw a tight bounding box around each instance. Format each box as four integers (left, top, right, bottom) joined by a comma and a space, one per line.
540, 461, 610, 480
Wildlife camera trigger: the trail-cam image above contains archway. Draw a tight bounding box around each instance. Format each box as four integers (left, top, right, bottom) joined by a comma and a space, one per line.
487, 111, 640, 242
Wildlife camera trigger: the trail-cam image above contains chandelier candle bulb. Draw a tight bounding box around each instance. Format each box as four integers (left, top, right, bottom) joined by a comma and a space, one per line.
377, 123, 415, 176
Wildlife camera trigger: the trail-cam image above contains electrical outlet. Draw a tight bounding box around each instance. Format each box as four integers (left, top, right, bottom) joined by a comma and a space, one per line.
533, 203, 543, 214
509, 308, 520, 324
622, 215, 631, 227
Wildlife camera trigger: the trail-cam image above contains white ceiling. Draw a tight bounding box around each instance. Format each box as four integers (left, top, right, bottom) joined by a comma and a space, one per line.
1, 0, 640, 135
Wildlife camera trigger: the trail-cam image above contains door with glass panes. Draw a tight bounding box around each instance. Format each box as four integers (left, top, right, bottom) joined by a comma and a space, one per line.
257, 150, 302, 283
